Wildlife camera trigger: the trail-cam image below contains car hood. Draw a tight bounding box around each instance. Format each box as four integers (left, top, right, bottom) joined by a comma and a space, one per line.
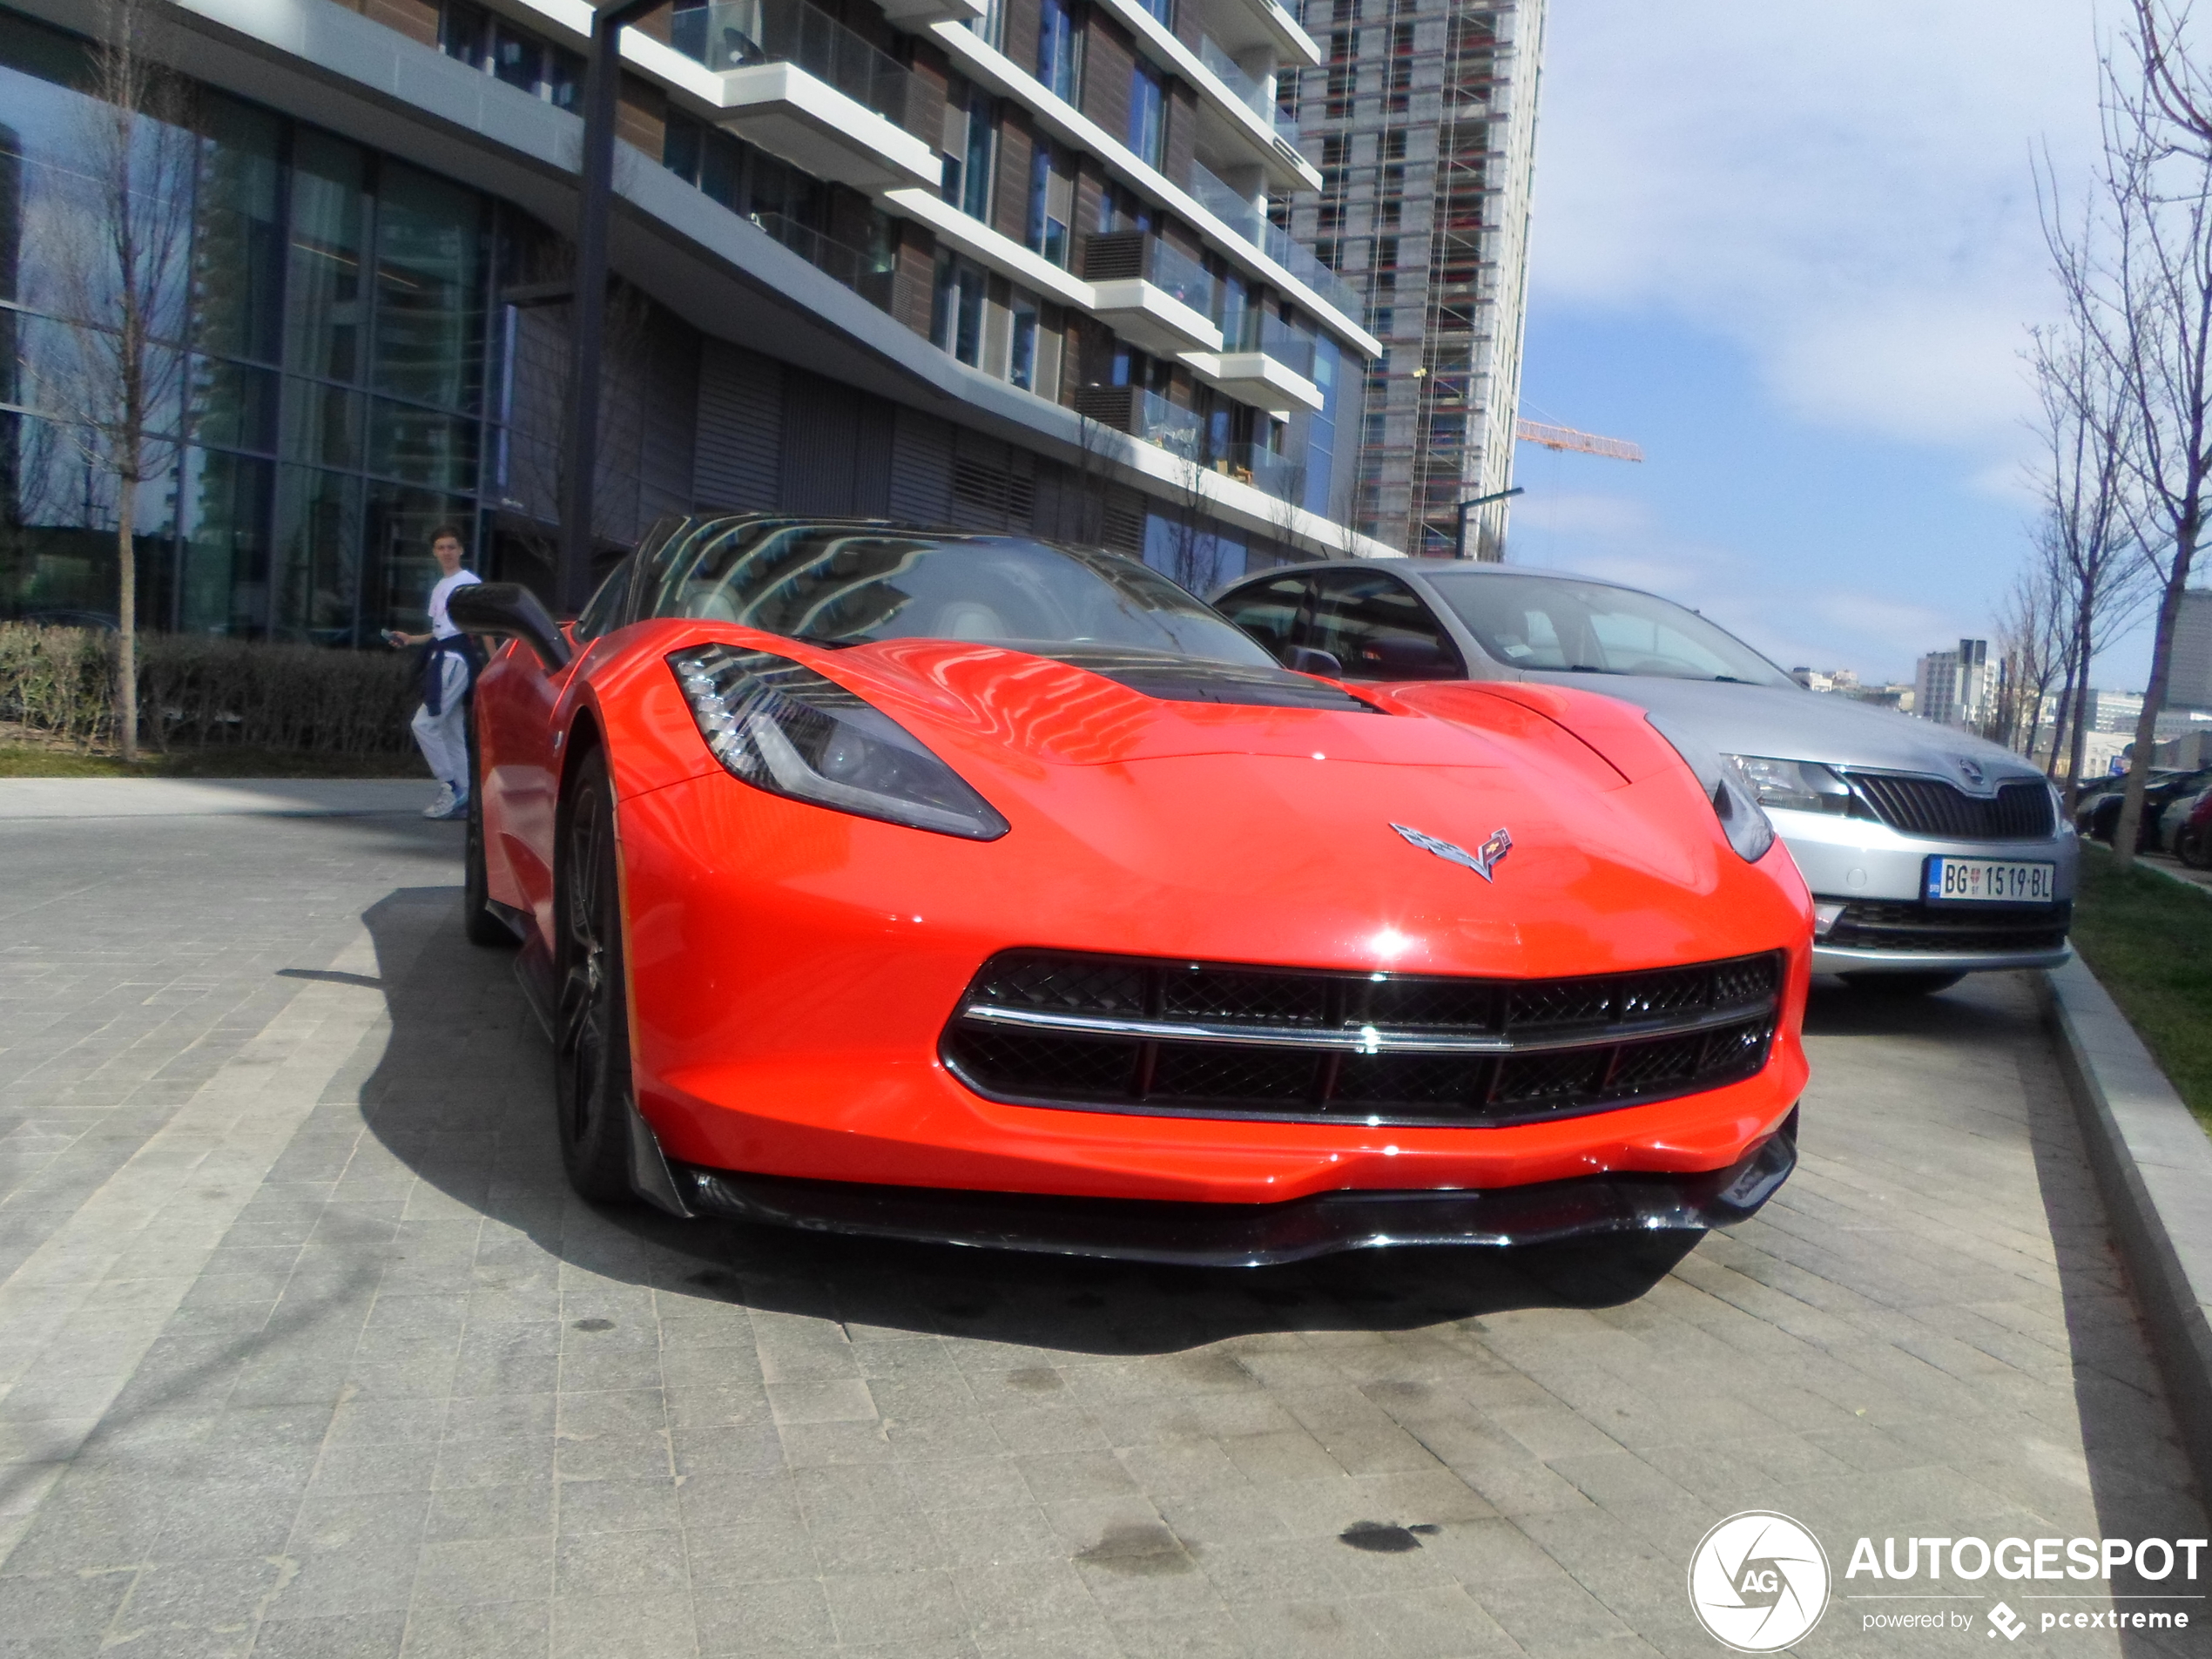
841, 639, 1548, 770
1521, 671, 2040, 782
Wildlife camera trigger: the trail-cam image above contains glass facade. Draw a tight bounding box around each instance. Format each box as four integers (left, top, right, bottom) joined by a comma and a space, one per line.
0, 11, 577, 643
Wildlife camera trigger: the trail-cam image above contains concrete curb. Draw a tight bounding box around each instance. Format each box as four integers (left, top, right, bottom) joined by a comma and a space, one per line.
2040, 955, 2212, 1496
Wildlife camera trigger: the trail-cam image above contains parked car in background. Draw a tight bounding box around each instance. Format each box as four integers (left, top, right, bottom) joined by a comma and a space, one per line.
1213, 561, 2077, 995
2078, 767, 2212, 851
2164, 783, 2212, 867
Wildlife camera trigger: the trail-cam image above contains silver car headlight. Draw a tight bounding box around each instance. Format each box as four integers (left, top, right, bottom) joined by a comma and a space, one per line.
1723, 755, 1854, 815
669, 644, 1010, 840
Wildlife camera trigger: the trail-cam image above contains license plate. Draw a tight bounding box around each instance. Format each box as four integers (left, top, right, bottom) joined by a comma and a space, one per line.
1924, 857, 2058, 906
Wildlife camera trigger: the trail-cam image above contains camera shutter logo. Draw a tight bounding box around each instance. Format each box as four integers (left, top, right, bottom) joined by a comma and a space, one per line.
1687, 1511, 1831, 1651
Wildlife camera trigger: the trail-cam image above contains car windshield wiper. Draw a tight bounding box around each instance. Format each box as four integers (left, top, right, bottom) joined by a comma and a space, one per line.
1559, 664, 1625, 675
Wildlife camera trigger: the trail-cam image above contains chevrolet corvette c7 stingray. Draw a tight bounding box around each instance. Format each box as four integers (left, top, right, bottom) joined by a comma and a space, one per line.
447, 515, 1812, 1266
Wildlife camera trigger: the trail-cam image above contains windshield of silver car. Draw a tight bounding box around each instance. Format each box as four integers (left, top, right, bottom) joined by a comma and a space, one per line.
1423, 574, 1796, 686
644, 526, 1276, 664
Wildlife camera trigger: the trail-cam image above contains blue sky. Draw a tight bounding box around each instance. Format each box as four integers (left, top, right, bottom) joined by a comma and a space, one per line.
1503, 0, 2146, 690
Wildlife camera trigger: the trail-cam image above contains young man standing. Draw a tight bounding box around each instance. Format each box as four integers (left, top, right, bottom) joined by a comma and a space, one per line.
384, 526, 484, 820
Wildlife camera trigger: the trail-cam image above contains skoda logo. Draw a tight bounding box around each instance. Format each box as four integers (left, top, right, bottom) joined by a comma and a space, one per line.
1686, 1511, 1830, 1652
1958, 758, 1985, 786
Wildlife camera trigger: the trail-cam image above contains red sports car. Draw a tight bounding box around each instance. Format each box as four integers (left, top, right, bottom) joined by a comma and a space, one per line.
450, 516, 1811, 1265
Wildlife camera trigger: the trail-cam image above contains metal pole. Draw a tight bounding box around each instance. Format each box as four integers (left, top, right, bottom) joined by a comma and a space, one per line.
1452, 486, 1525, 561
558, 0, 661, 616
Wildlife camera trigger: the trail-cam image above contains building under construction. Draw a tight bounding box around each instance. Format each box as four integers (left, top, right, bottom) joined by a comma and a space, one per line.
1278, 0, 1544, 558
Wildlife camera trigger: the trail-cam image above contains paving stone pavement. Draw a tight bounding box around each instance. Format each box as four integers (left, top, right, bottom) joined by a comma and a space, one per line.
0, 782, 2203, 1657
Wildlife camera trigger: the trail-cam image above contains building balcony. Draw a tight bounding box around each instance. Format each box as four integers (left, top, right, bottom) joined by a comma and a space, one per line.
1079, 233, 1224, 355
1212, 441, 1305, 503
874, 0, 987, 26
1187, 162, 1366, 323
1190, 347, 1320, 415
1073, 383, 1203, 458
669, 0, 940, 192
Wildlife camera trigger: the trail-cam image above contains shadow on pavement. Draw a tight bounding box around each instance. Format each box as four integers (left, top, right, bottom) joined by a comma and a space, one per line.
1811, 970, 2209, 1654
354, 887, 1700, 1359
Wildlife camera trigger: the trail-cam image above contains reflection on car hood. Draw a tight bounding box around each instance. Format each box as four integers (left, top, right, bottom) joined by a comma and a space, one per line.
1520, 672, 2041, 780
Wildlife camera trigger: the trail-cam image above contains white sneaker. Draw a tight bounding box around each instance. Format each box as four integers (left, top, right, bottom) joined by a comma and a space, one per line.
422, 783, 456, 819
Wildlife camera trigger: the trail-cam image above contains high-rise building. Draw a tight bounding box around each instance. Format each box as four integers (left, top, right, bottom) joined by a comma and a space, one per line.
0, 0, 1389, 639
1914, 638, 1991, 730
2171, 586, 2212, 711
1278, 0, 1544, 558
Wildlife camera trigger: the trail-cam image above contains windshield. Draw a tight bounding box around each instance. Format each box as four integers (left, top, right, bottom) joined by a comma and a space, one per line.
1423, 573, 1796, 687
643, 523, 1275, 665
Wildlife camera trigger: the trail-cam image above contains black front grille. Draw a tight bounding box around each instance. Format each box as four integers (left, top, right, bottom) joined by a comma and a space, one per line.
1846, 773, 2055, 840
1823, 898, 2072, 954
944, 949, 1785, 1128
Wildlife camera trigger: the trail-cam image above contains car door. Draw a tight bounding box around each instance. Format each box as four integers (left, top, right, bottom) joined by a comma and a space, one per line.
1305, 568, 1466, 679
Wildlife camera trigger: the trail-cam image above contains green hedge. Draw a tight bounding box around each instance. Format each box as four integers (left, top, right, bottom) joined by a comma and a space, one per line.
0, 624, 419, 755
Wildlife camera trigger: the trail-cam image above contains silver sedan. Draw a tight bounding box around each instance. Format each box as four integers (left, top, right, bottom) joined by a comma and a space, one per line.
1211, 561, 2076, 994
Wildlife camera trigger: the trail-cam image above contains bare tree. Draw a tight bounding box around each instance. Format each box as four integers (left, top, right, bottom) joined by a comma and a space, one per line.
1984, 561, 2058, 754
2047, 25, 2212, 867
2021, 315, 2155, 797
27, 0, 194, 761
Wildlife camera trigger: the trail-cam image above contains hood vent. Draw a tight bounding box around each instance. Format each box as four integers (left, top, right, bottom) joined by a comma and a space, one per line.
1030, 647, 1383, 713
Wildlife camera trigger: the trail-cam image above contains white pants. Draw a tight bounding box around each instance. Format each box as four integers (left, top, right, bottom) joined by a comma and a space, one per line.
410, 652, 471, 795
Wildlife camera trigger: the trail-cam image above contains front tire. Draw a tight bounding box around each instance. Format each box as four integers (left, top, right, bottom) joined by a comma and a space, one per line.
553, 746, 637, 1204
2179, 825, 2210, 869
1839, 971, 1965, 997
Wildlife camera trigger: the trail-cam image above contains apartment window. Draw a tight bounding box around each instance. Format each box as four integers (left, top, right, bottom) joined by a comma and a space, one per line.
1129, 62, 1166, 170
932, 253, 989, 367
1009, 291, 1042, 391
976, 0, 1006, 49
1217, 273, 1250, 352
940, 83, 997, 221
662, 111, 751, 213
439, 0, 581, 108
1037, 0, 1082, 104
1137, 0, 1172, 26
962, 92, 995, 220
1027, 146, 1071, 266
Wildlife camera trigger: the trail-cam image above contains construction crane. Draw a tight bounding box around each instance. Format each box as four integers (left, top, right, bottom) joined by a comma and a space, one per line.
1515, 419, 1644, 462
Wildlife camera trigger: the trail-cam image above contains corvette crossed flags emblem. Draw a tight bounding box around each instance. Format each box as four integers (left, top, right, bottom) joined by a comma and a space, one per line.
1393, 823, 1514, 881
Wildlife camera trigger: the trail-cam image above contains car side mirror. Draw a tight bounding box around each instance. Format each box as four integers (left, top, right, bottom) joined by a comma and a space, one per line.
448, 582, 573, 671
1281, 645, 1344, 677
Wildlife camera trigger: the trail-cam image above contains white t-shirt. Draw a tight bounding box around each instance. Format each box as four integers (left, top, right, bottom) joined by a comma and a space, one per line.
428, 570, 483, 640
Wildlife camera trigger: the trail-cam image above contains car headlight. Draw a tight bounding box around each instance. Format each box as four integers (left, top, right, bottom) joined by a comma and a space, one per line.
1723, 755, 1854, 815
669, 644, 1010, 840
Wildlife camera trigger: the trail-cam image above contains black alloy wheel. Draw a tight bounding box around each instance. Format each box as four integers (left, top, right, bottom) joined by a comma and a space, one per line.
553, 746, 638, 1203
462, 707, 514, 948
2180, 824, 2211, 869
1838, 971, 1966, 997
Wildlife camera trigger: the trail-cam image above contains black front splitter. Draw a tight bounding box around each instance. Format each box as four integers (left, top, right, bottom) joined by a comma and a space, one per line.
670, 1110, 1797, 1267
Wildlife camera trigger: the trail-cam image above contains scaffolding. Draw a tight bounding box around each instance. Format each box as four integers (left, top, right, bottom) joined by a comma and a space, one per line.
1279, 0, 1545, 559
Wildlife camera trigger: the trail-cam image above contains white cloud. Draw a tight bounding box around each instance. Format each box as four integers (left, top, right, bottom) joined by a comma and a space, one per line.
1528, 0, 2105, 455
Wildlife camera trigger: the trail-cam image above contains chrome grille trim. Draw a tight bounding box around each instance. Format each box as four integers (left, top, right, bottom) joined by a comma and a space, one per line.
960, 997, 1781, 1056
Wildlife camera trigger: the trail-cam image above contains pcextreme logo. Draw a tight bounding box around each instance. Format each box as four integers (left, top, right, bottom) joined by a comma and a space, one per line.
1687, 1511, 1831, 1652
